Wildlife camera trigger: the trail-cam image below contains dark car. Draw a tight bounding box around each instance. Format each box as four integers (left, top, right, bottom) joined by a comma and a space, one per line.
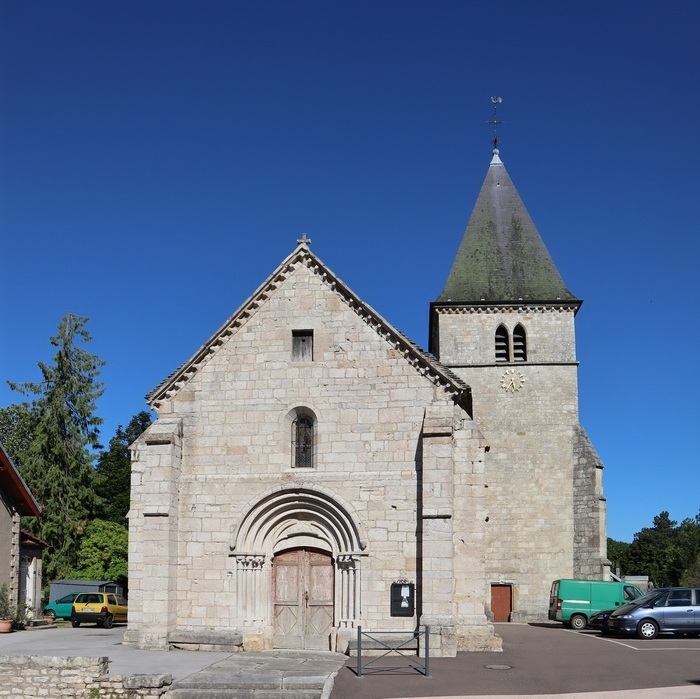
608, 587, 700, 639
588, 608, 616, 634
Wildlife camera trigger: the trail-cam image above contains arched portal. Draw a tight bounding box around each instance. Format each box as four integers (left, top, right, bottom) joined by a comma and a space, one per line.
229, 487, 367, 649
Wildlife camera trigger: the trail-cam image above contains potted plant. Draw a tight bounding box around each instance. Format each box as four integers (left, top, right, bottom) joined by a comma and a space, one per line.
0, 584, 14, 633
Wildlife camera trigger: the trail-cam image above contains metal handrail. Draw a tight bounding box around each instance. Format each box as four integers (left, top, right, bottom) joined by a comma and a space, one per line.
356, 625, 429, 677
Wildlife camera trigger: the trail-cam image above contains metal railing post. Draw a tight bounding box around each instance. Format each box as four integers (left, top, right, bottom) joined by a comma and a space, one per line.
357, 625, 362, 677
425, 626, 430, 677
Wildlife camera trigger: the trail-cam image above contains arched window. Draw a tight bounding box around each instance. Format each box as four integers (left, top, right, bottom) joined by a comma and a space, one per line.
495, 325, 510, 362
292, 413, 314, 468
513, 324, 527, 362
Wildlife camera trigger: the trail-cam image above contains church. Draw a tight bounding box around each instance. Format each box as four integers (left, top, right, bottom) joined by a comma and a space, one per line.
125, 146, 608, 656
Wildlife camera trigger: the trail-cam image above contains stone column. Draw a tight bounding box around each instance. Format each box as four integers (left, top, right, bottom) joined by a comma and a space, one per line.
336, 554, 359, 626
125, 417, 182, 649
233, 554, 267, 624
419, 404, 457, 657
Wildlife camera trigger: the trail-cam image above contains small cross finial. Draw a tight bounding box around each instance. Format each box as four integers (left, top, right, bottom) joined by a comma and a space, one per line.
297, 233, 311, 246
487, 97, 503, 151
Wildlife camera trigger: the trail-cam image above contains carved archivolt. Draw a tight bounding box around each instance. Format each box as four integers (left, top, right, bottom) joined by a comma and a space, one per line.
229, 487, 367, 629
231, 486, 367, 556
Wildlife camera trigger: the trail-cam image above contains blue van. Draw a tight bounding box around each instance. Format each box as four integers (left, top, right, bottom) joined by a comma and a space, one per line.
607, 587, 700, 639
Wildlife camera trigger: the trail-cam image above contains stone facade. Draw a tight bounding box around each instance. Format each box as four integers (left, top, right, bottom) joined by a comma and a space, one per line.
126, 250, 499, 655
126, 152, 607, 654
431, 305, 605, 621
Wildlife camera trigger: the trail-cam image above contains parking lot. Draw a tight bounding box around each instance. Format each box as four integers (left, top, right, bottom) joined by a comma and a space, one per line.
331, 623, 700, 698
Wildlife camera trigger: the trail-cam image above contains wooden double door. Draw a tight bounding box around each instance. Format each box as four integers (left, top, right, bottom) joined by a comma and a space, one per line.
272, 548, 334, 650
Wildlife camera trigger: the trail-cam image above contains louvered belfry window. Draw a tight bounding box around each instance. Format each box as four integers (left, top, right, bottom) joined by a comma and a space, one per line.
495, 325, 510, 362
513, 324, 527, 362
292, 415, 314, 468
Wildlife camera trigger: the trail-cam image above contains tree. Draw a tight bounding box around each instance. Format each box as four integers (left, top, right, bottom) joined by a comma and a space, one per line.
94, 411, 153, 524
681, 553, 700, 587
0, 402, 37, 467
622, 511, 687, 587
606, 538, 629, 574
68, 519, 128, 588
8, 312, 104, 582
677, 512, 700, 586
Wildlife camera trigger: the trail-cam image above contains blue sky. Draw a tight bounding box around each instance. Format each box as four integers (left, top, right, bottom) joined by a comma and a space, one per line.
1, 1, 698, 543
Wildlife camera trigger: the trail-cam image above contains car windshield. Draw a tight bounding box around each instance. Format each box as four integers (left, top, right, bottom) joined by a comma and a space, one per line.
620, 589, 664, 609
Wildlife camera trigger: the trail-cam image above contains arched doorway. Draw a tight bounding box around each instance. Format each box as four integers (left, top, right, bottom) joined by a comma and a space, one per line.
231, 487, 368, 650
272, 548, 334, 650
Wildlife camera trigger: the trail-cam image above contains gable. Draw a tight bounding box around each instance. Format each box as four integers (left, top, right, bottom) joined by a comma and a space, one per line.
148, 243, 472, 415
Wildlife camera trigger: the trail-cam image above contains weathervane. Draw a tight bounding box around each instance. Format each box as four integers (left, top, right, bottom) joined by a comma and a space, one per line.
487, 96, 503, 150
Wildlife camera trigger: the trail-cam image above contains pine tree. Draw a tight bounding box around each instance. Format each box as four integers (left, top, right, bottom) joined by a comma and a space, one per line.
8, 312, 104, 582
0, 402, 36, 466
94, 411, 152, 524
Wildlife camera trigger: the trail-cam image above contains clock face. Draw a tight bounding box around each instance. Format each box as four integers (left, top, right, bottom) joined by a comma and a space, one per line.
500, 368, 525, 393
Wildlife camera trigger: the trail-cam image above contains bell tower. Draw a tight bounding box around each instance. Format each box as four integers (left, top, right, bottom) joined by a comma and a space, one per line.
429, 132, 608, 621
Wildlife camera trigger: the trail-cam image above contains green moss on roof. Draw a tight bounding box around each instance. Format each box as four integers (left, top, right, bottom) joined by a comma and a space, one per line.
438, 157, 579, 304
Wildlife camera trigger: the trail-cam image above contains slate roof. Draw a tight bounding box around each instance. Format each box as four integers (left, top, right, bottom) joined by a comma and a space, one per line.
148, 241, 474, 416
437, 151, 579, 305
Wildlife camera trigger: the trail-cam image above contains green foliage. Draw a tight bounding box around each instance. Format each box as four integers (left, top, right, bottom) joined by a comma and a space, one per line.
681, 553, 700, 586
0, 402, 37, 467
606, 538, 629, 569
619, 511, 700, 587
0, 584, 13, 619
94, 411, 152, 524
68, 519, 128, 588
7, 312, 104, 582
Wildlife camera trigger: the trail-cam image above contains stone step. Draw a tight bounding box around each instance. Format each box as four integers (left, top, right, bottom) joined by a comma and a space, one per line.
167, 630, 244, 652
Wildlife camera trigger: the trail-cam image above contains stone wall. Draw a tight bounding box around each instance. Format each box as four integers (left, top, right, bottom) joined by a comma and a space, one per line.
126, 257, 497, 655
0, 655, 172, 698
435, 305, 602, 621
573, 425, 609, 580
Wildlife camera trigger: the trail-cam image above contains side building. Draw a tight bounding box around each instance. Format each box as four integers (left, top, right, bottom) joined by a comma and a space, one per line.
0, 443, 43, 616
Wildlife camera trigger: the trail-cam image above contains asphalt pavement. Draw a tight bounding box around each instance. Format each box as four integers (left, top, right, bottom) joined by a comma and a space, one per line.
0, 621, 699, 698
332, 623, 700, 699
0, 622, 232, 679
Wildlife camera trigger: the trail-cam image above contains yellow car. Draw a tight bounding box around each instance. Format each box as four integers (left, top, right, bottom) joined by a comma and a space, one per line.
71, 592, 128, 628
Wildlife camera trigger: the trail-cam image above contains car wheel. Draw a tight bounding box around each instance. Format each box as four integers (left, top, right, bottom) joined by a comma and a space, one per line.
686, 632, 699, 638
44, 610, 56, 619
103, 615, 113, 629
601, 629, 612, 636
637, 619, 659, 639
71, 618, 81, 628
570, 614, 587, 630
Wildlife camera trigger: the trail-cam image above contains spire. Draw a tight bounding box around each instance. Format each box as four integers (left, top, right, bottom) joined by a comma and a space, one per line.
437, 153, 578, 305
